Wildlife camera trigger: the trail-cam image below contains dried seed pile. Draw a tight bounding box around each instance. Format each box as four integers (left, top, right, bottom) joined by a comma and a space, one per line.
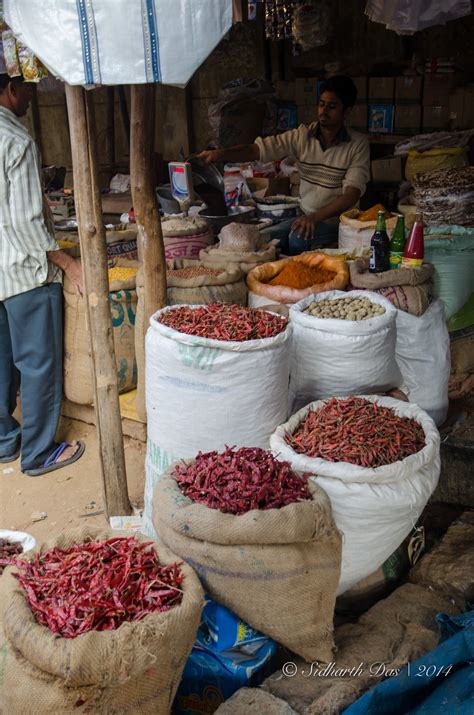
0, 539, 23, 575
14, 537, 184, 638
158, 304, 287, 341
175, 446, 312, 514
167, 266, 224, 279
303, 296, 385, 320
286, 396, 425, 467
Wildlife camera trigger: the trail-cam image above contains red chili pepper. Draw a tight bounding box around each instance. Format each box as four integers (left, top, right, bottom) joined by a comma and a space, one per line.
174, 446, 312, 515
158, 304, 287, 342
13, 538, 184, 638
285, 397, 425, 468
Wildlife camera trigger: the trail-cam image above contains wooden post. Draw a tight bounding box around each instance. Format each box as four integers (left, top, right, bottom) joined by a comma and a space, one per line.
65, 84, 131, 517
105, 87, 115, 166
130, 84, 167, 326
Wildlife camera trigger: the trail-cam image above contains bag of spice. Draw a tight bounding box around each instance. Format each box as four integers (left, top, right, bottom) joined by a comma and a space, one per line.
166, 259, 247, 306
153, 448, 342, 663
143, 304, 292, 538
289, 290, 401, 411
0, 525, 204, 714
270, 395, 440, 595
247, 252, 349, 306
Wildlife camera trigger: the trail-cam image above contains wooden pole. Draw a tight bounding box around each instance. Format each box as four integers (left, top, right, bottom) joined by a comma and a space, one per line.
130, 84, 167, 326
105, 87, 115, 166
65, 84, 131, 517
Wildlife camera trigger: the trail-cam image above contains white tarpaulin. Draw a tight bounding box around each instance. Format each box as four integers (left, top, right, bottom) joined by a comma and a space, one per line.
4, 0, 233, 86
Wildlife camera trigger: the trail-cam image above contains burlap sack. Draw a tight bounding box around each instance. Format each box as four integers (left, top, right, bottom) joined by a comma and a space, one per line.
370, 283, 432, 316
0, 525, 204, 715
153, 467, 342, 663
350, 258, 434, 288
63, 277, 137, 405
134, 275, 147, 423
247, 253, 349, 305
199, 242, 278, 274
167, 259, 247, 306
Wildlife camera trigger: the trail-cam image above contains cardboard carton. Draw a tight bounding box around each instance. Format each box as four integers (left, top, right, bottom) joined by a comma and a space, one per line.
422, 105, 450, 131
247, 176, 291, 196
371, 155, 403, 183
395, 76, 423, 103
347, 104, 368, 131
395, 104, 422, 134
275, 80, 296, 103
368, 77, 395, 102
295, 77, 319, 105
352, 76, 368, 102
423, 73, 463, 105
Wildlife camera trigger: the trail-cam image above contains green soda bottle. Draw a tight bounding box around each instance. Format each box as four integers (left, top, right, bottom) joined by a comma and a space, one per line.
389, 214, 406, 269
369, 210, 390, 273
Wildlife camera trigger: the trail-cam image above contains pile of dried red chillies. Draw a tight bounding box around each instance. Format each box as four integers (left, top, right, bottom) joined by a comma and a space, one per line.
158, 304, 287, 341
0, 539, 22, 575
175, 446, 311, 514
14, 537, 184, 638
286, 397, 425, 468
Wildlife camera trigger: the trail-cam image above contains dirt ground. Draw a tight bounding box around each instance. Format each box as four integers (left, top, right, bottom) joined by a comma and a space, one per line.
0, 415, 146, 542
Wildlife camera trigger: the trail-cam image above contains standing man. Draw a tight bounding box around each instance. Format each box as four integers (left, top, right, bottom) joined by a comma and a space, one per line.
0, 71, 85, 476
198, 75, 370, 255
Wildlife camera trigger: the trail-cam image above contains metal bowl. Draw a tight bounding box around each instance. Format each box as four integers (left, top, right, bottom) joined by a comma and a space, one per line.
198, 204, 256, 235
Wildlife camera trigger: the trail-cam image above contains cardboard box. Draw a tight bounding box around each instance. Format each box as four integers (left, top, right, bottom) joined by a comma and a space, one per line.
462, 86, 474, 129
247, 176, 291, 196
352, 76, 368, 102
275, 80, 296, 103
450, 85, 474, 129
276, 104, 298, 132
422, 105, 450, 131
368, 77, 395, 102
371, 155, 403, 183
295, 77, 318, 105
297, 104, 316, 125
395, 76, 422, 103
368, 104, 394, 133
347, 104, 368, 131
395, 104, 421, 134
423, 73, 462, 105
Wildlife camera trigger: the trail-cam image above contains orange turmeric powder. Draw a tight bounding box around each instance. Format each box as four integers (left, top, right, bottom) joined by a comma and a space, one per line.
269, 262, 336, 290
357, 204, 392, 222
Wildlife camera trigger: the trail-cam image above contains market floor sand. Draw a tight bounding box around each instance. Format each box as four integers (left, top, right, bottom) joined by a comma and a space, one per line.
0, 416, 146, 541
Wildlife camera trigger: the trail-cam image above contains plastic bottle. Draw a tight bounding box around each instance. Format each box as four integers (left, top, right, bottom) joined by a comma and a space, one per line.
402, 214, 424, 268
389, 214, 406, 269
369, 210, 390, 273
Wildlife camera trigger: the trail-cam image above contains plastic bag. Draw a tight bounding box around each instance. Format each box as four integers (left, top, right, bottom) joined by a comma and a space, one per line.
293, 0, 331, 49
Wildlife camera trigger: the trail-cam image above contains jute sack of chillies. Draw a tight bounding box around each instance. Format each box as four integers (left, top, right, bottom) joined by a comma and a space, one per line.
247, 252, 349, 306
153, 460, 342, 663
0, 525, 204, 715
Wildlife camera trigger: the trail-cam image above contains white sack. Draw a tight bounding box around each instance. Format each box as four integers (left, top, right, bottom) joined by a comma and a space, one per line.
270, 395, 440, 594
289, 291, 401, 412
395, 300, 450, 426
143, 305, 292, 537
248, 291, 281, 308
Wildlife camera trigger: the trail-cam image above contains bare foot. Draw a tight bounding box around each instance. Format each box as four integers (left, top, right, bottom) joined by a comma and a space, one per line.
56, 440, 80, 463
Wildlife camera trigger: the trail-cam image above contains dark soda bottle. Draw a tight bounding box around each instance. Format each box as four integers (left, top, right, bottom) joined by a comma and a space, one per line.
389, 214, 406, 269
369, 210, 390, 273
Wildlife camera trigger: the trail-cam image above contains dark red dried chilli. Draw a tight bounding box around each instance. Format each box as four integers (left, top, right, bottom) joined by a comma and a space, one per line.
14, 537, 184, 638
286, 396, 426, 468
174, 446, 312, 515
0, 539, 23, 576
158, 303, 287, 341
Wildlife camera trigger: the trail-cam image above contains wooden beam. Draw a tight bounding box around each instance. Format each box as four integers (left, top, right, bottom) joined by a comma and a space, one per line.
118, 85, 131, 150
65, 84, 131, 517
105, 87, 115, 166
130, 84, 167, 327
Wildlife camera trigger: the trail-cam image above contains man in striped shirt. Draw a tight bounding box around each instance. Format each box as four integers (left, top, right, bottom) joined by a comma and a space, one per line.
199, 76, 370, 255
0, 73, 85, 476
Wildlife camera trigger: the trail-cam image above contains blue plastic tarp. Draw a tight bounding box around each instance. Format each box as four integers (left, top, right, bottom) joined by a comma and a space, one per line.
342, 610, 474, 715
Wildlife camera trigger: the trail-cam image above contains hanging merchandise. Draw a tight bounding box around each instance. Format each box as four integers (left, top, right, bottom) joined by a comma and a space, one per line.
365, 0, 472, 35
1, 28, 47, 81
292, 0, 331, 49
265, 0, 294, 41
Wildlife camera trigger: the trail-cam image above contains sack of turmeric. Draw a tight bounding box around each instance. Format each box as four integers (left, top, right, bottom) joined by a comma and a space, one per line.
246, 252, 349, 305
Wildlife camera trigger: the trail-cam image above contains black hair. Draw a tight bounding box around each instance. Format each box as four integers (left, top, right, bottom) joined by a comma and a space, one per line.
319, 75, 357, 109
0, 74, 23, 93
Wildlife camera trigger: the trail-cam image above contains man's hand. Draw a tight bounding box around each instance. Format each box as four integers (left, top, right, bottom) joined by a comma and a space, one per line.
195, 149, 225, 165
291, 213, 319, 241
65, 257, 84, 296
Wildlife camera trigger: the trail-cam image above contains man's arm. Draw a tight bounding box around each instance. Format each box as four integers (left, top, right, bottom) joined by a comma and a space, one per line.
197, 144, 260, 164
291, 187, 361, 240
47, 250, 84, 295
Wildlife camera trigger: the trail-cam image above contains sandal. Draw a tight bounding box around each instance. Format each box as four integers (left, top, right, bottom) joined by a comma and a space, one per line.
23, 441, 85, 477
0, 447, 20, 464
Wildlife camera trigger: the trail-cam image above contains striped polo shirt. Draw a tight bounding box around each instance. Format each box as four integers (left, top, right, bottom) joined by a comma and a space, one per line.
255, 122, 370, 217
0, 106, 60, 301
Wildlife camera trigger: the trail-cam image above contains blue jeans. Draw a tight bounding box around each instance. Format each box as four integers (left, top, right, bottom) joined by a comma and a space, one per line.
261, 217, 339, 255
0, 283, 63, 471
